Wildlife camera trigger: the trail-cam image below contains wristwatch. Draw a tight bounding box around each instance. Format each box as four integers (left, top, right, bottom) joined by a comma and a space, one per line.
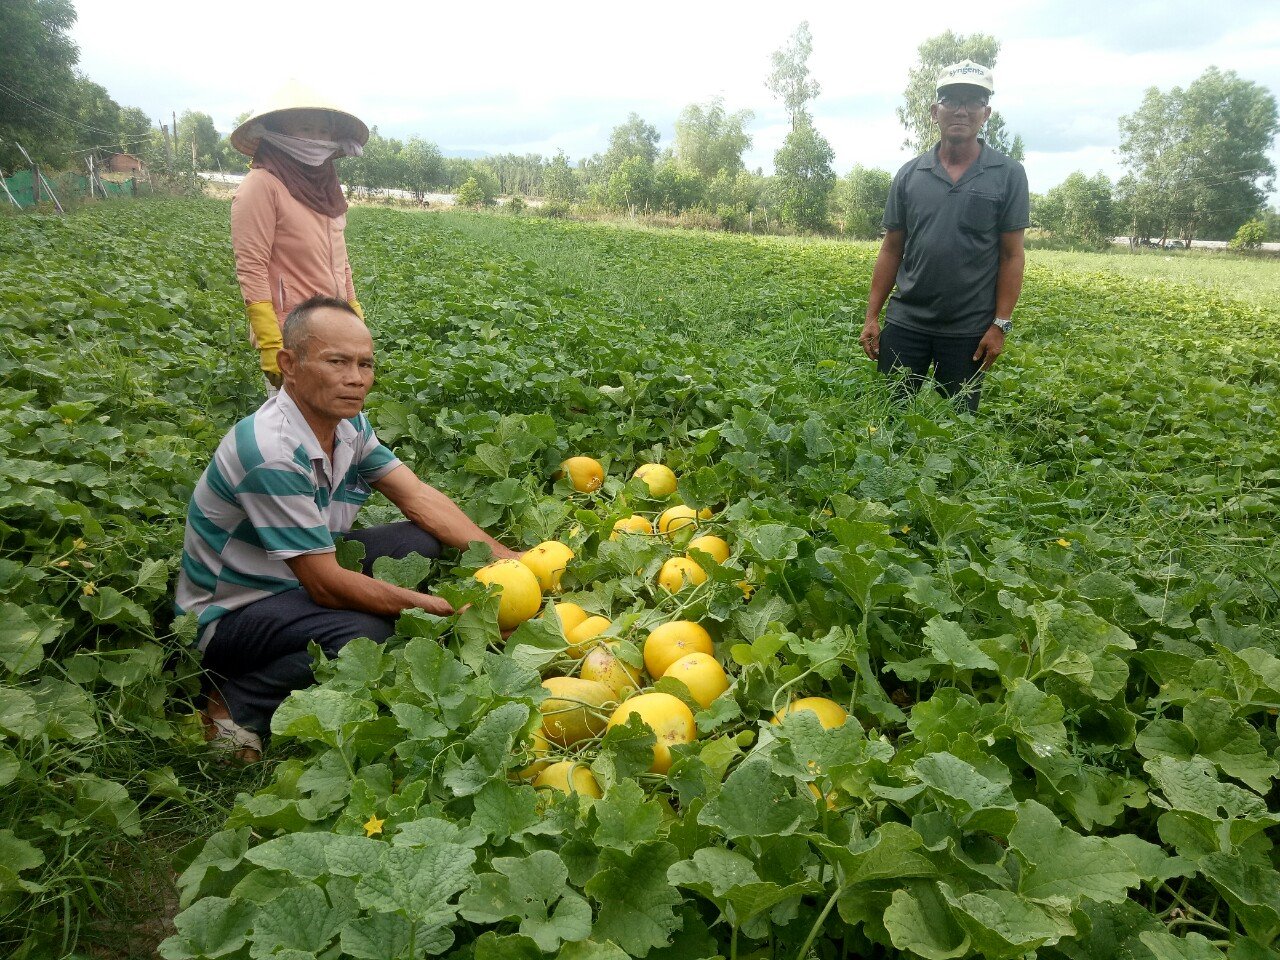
992, 317, 1013, 334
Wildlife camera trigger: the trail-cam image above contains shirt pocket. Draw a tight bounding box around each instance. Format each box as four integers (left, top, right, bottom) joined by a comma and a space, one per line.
960, 191, 1001, 235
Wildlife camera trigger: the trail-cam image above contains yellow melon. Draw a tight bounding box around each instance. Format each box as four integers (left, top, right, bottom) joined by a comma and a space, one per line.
474, 559, 542, 630
607, 692, 696, 774
643, 621, 714, 679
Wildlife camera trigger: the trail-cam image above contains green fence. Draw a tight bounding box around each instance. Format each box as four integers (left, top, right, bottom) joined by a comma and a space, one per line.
2, 168, 145, 209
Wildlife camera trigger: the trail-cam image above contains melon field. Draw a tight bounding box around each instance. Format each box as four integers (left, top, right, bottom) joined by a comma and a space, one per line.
2, 198, 1280, 959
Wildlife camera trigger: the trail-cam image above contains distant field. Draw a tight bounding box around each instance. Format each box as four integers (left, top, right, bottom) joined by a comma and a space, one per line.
1031, 246, 1280, 304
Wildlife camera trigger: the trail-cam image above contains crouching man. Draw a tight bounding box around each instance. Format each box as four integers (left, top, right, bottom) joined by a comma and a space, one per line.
175, 295, 519, 759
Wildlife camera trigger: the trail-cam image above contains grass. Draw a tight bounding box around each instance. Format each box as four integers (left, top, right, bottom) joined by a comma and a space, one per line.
1030, 245, 1280, 304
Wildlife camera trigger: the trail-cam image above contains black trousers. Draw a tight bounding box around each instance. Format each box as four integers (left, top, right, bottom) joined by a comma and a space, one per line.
202, 522, 442, 735
877, 323, 987, 412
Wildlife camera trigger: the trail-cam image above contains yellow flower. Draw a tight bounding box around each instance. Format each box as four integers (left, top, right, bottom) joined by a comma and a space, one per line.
900, 526, 911, 534
868, 426, 878, 435
364, 814, 385, 837
83, 582, 97, 596
73, 538, 87, 551
1056, 538, 1071, 548
57, 560, 71, 568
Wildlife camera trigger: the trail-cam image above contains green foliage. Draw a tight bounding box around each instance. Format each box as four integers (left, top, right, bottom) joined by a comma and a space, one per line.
1229, 219, 1266, 251
1035, 171, 1116, 247
5, 199, 1280, 959
1119, 67, 1279, 242
766, 21, 821, 130
602, 156, 655, 214
673, 97, 754, 180
541, 151, 580, 205
832, 164, 891, 239
602, 113, 660, 175
177, 110, 219, 168
456, 176, 489, 208
772, 118, 836, 230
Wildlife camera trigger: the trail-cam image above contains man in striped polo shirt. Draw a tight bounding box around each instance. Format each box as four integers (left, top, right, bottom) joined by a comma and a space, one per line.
176, 295, 520, 758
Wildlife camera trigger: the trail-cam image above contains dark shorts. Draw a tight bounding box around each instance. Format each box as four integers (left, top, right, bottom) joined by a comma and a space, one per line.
202, 521, 441, 735
876, 323, 987, 412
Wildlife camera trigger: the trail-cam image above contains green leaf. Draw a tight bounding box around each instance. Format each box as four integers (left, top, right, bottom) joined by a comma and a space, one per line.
586, 841, 684, 957
245, 833, 382, 880
1200, 851, 1280, 944
913, 751, 1016, 832
1009, 800, 1141, 903
923, 616, 997, 672
697, 754, 813, 839
0, 602, 61, 675
271, 687, 377, 744
0, 829, 45, 895
459, 850, 591, 952
940, 883, 1077, 959
471, 779, 548, 843
371, 550, 434, 589
667, 846, 818, 927
355, 843, 476, 927
250, 882, 353, 955
814, 823, 937, 885
884, 881, 971, 960
161, 897, 253, 959
333, 536, 367, 571
1138, 931, 1229, 960
594, 778, 664, 853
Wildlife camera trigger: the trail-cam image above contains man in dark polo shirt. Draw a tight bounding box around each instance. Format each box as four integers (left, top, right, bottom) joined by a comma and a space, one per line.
860, 59, 1029, 411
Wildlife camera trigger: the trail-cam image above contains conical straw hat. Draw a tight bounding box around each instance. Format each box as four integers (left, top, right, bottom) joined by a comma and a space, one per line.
230, 79, 369, 156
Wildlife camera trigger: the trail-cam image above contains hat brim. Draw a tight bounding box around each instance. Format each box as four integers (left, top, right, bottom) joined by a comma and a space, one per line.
230, 106, 369, 157
936, 81, 994, 98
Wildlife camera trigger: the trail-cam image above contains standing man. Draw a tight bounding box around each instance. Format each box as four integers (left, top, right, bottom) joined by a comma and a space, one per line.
176, 296, 521, 759
860, 60, 1029, 411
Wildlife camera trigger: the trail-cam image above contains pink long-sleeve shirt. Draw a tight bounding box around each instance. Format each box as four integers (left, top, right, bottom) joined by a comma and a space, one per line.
230, 168, 356, 325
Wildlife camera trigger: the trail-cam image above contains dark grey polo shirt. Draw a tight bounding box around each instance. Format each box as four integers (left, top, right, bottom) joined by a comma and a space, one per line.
882, 142, 1029, 337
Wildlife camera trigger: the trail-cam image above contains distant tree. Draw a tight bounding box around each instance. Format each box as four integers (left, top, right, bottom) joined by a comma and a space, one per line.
772, 118, 835, 230
766, 22, 821, 131
542, 151, 580, 204
1119, 67, 1278, 242
897, 31, 1020, 157
177, 110, 219, 167
674, 97, 754, 180
1035, 171, 1115, 246
605, 155, 655, 214
1229, 219, 1266, 250
654, 160, 705, 213
0, 0, 80, 169
116, 106, 152, 153
705, 168, 766, 229
400, 138, 445, 201
1265, 206, 1280, 242
832, 165, 892, 238
455, 176, 486, 208
603, 113, 660, 174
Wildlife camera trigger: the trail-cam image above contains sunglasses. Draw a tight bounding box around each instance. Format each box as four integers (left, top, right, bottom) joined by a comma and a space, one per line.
937, 94, 990, 111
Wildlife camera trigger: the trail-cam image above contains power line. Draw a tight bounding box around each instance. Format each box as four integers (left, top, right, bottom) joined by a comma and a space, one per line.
0, 79, 135, 138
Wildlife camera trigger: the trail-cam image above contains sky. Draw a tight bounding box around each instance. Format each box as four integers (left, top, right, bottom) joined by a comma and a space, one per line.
71, 0, 1280, 201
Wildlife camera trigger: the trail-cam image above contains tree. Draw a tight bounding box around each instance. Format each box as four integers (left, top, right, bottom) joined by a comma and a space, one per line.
1229, 219, 1266, 250
542, 151, 580, 204
673, 97, 754, 179
766, 22, 820, 131
897, 31, 1020, 157
0, 0, 80, 169
1119, 67, 1278, 242
455, 176, 486, 207
605, 155, 655, 214
654, 160, 705, 213
772, 118, 835, 230
400, 138, 445, 201
1035, 171, 1115, 246
177, 111, 219, 168
832, 165, 892, 238
1265, 206, 1280, 242
603, 113, 660, 174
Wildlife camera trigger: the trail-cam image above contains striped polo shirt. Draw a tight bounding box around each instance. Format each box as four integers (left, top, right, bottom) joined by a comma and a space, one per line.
175, 388, 401, 648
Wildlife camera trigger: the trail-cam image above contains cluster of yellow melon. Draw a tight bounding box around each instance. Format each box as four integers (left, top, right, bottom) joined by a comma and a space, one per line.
525, 612, 729, 797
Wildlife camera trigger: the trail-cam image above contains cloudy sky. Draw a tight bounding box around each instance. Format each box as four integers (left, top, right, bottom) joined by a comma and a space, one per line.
72, 0, 1280, 199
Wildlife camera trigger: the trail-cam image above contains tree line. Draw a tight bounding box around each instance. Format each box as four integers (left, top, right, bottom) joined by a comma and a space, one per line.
3, 1, 1277, 245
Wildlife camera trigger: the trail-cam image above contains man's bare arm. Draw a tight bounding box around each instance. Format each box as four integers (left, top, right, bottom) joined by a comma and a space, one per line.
373, 464, 521, 560
285, 551, 454, 616
860, 229, 906, 360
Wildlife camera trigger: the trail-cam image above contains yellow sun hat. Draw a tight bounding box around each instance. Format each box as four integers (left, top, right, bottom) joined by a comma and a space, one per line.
230, 79, 369, 157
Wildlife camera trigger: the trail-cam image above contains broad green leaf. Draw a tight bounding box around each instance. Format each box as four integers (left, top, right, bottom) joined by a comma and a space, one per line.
250, 882, 352, 955
1200, 851, 1280, 944
355, 843, 476, 926
160, 897, 253, 959
371, 550, 435, 589
1138, 931, 1229, 960
698, 754, 813, 839
586, 841, 683, 957
814, 823, 936, 885
594, 778, 664, 853
923, 616, 997, 672
913, 751, 1016, 832
884, 881, 970, 960
459, 850, 591, 952
1009, 800, 1141, 903
0, 602, 60, 675
940, 883, 1076, 959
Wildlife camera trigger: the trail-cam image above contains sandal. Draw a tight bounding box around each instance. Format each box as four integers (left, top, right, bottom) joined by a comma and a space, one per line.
201, 711, 263, 763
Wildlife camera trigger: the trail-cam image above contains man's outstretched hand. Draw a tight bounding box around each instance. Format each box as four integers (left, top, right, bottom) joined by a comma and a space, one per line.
859, 317, 881, 360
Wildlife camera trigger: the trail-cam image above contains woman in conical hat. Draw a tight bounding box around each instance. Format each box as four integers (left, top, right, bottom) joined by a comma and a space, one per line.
229, 80, 369, 390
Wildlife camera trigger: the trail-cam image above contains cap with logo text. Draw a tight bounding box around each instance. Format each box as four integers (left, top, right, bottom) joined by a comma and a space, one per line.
936, 60, 995, 97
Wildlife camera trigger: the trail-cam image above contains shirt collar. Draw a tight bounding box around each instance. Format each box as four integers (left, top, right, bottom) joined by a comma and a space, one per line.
920, 139, 1002, 172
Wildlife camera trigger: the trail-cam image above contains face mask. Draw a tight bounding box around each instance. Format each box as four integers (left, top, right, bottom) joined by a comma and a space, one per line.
252, 125, 364, 165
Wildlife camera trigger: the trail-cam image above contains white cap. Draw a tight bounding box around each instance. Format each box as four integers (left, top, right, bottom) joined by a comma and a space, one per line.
936, 60, 995, 96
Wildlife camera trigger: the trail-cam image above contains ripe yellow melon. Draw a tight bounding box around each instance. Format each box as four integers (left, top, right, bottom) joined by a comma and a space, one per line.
580, 641, 644, 698
610, 514, 654, 539
540, 676, 615, 745
664, 652, 729, 709
520, 541, 574, 592
565, 615, 611, 658
657, 505, 698, 535
533, 760, 602, 798
474, 559, 542, 630
546, 601, 589, 634
634, 463, 678, 497
560, 457, 604, 493
607, 692, 696, 774
771, 696, 849, 729
644, 621, 714, 679
658, 557, 706, 593
687, 535, 730, 565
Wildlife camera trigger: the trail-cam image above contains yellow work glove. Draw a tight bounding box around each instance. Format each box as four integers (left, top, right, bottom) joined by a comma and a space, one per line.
246, 301, 283, 379
350, 297, 365, 320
